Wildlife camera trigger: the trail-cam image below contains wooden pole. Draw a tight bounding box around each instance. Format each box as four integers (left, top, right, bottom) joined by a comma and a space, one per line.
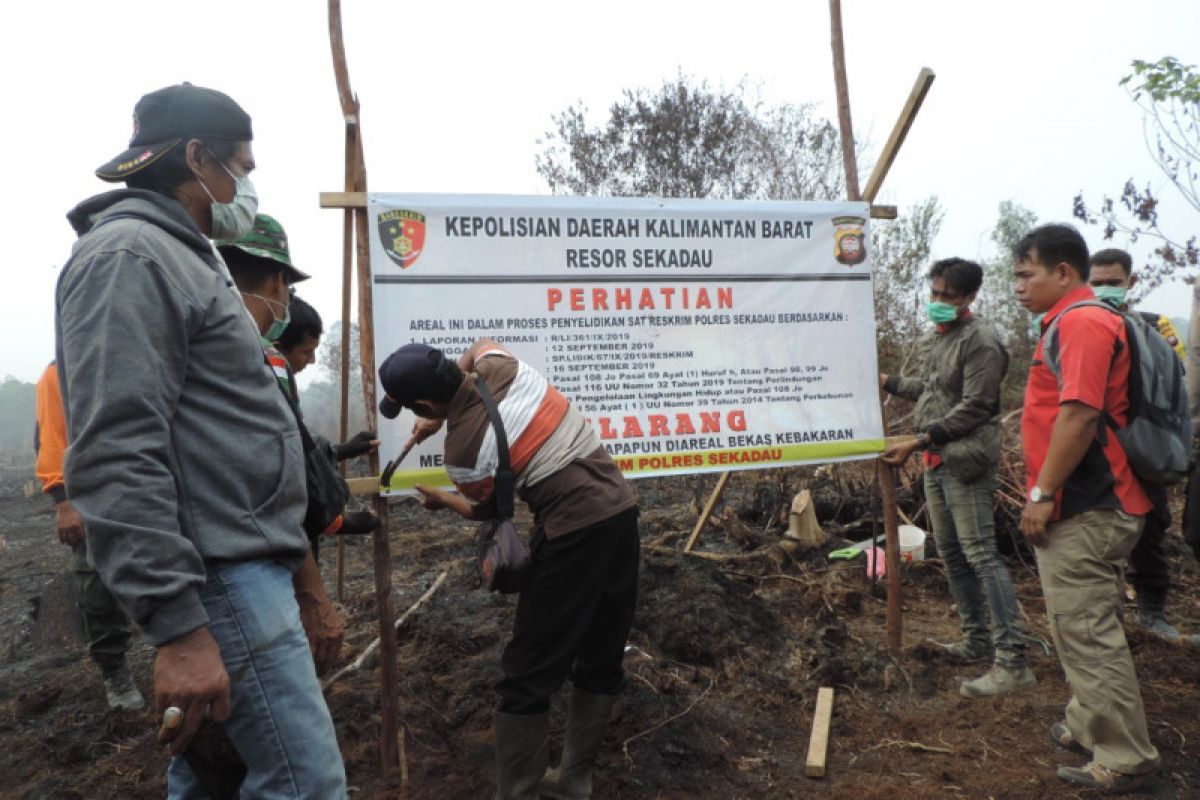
828, 0, 902, 657
319, 191, 900, 221
335, 121, 356, 603
684, 471, 732, 552
862, 68, 936, 204
878, 457, 902, 656
860, 71, 938, 657
829, 0, 860, 200
327, 0, 401, 773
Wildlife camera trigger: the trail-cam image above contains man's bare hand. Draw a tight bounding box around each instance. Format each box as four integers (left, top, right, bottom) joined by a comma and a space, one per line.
55, 500, 86, 547
1020, 500, 1055, 548
408, 417, 444, 449
292, 553, 343, 673
880, 439, 918, 466
154, 626, 231, 756
879, 373, 888, 390
414, 484, 449, 511
296, 589, 344, 674
415, 485, 479, 519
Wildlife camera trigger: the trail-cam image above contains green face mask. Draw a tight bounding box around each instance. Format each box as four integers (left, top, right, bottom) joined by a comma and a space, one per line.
243, 292, 291, 341
265, 304, 291, 342
926, 301, 960, 325
1093, 285, 1127, 309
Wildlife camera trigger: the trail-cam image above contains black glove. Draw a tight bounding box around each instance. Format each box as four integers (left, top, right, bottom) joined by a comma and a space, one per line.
334, 431, 377, 461
339, 511, 381, 536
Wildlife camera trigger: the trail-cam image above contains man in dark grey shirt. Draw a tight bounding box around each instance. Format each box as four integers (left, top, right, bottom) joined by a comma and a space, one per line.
56, 83, 345, 798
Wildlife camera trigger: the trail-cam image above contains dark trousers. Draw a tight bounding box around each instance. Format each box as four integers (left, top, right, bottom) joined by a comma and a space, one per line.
1128, 485, 1173, 608
1185, 469, 1200, 561
70, 544, 133, 675
498, 507, 640, 715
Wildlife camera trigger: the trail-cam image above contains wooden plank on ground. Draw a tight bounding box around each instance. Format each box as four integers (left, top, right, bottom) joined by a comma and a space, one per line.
805, 687, 835, 778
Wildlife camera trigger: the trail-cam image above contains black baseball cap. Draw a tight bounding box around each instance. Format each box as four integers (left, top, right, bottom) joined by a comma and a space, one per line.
95, 83, 253, 182
378, 343, 455, 419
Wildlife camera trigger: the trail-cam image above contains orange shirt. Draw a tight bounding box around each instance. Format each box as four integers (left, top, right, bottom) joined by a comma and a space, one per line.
34, 362, 68, 502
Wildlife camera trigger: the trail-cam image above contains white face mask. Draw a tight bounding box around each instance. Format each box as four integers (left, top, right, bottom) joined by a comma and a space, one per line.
197, 153, 258, 239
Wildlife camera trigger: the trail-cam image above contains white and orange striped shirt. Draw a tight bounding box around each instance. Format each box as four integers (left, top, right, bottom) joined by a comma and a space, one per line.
443, 346, 635, 537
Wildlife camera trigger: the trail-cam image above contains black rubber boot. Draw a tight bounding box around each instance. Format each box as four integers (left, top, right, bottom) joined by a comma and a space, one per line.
539, 688, 617, 799
494, 711, 549, 800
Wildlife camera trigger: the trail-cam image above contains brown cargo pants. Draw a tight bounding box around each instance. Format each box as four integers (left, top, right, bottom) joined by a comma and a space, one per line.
1035, 508, 1160, 775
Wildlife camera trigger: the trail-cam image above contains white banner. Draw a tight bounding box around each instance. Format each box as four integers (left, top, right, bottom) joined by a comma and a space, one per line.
368, 194, 884, 494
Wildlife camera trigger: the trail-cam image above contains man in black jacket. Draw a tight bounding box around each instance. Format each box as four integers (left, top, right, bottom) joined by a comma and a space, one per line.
882, 257, 1032, 697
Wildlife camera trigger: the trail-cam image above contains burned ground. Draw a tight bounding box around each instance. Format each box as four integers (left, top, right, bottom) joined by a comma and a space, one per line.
2, 464, 1200, 799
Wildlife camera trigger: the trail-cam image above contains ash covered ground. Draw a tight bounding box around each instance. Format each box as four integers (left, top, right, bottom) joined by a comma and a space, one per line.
3, 465, 1200, 799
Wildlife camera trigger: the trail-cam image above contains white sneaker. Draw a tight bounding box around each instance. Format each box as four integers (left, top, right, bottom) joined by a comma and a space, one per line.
103, 666, 145, 711
959, 664, 1035, 698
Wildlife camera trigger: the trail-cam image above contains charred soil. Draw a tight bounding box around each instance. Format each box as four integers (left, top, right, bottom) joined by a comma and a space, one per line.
2, 465, 1200, 799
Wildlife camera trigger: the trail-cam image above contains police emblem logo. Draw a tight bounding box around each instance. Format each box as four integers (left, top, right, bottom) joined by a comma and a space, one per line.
832, 215, 867, 266
378, 210, 426, 269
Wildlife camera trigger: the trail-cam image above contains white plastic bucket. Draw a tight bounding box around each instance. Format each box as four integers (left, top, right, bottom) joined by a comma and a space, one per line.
898, 525, 927, 562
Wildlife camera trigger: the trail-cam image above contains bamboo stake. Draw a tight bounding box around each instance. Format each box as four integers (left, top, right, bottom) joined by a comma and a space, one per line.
327, 0, 400, 772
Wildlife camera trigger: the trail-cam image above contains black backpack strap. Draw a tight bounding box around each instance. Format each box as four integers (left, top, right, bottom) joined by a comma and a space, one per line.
474, 377, 515, 521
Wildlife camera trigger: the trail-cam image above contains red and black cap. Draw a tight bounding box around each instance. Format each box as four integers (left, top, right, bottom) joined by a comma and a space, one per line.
95, 83, 252, 182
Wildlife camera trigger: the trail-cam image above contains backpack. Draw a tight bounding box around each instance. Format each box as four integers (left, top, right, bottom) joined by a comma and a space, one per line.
1042, 300, 1192, 486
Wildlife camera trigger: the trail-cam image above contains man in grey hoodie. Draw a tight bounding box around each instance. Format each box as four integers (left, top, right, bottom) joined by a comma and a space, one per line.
55, 83, 346, 799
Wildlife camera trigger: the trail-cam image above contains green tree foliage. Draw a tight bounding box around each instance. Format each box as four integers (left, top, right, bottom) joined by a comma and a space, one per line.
1073, 56, 1199, 294
536, 77, 847, 201
0, 375, 36, 460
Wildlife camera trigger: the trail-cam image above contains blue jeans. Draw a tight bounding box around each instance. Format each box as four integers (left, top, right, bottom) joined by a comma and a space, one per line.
167, 559, 347, 799
925, 465, 1027, 668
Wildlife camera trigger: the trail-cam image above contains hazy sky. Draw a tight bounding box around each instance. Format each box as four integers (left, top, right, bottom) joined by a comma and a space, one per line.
1, 0, 1196, 384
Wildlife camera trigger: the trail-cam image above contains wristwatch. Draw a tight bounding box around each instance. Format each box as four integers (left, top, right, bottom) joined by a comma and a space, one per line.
914, 433, 931, 451
1029, 486, 1054, 503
